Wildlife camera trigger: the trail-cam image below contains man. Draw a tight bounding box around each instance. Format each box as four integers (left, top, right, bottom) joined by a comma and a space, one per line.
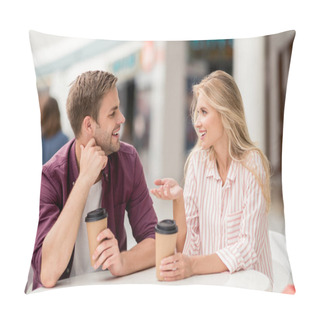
31, 71, 158, 290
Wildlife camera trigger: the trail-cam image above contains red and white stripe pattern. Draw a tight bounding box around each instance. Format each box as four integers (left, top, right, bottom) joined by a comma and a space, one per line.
183, 150, 273, 284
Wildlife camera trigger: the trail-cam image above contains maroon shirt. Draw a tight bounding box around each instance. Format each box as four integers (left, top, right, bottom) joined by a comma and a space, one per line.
31, 139, 157, 290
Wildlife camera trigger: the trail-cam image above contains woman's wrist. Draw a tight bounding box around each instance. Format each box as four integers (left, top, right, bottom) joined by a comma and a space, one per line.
188, 254, 229, 276
172, 194, 185, 222
189, 256, 197, 276
173, 191, 184, 203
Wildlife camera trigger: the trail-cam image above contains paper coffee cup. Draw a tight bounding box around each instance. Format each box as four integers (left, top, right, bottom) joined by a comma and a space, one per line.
155, 219, 178, 281
85, 208, 108, 267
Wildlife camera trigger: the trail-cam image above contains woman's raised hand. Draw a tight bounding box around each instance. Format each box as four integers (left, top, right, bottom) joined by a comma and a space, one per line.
150, 178, 183, 200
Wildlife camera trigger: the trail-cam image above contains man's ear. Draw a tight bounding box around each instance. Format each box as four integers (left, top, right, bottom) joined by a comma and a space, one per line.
82, 116, 96, 136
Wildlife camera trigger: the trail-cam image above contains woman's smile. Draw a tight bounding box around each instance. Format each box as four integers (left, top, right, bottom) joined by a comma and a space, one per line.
199, 130, 207, 140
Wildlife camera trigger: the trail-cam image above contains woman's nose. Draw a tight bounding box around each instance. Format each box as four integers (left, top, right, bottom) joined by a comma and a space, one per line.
195, 118, 201, 128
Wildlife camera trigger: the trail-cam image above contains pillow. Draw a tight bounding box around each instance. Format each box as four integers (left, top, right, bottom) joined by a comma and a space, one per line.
26, 30, 295, 294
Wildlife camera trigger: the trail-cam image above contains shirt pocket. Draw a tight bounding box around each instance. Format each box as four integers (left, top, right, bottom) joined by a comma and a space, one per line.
226, 210, 243, 246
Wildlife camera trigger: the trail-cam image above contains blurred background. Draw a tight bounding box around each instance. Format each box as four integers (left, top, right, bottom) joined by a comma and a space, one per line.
28, 30, 295, 292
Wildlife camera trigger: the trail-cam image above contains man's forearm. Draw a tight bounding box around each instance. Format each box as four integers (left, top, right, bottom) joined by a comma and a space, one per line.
40, 176, 91, 287
120, 238, 155, 275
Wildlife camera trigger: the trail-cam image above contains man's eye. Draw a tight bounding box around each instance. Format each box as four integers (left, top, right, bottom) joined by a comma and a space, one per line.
109, 112, 116, 117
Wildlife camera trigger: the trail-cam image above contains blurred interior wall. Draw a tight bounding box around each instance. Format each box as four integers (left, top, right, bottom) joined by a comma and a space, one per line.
149, 41, 187, 186
233, 37, 266, 154
265, 31, 295, 176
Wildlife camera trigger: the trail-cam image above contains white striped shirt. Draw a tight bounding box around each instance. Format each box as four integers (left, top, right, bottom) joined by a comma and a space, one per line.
183, 150, 273, 284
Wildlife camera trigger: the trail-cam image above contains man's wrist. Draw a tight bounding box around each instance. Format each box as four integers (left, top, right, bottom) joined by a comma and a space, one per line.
76, 173, 93, 189
116, 251, 128, 276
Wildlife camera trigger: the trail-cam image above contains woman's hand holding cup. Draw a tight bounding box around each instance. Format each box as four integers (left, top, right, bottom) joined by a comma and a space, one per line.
160, 252, 194, 281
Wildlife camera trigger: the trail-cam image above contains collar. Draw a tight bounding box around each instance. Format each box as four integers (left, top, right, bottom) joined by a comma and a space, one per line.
206, 157, 238, 184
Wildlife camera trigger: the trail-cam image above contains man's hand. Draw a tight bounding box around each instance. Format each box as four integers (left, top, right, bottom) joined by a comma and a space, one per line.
79, 138, 108, 186
92, 228, 125, 276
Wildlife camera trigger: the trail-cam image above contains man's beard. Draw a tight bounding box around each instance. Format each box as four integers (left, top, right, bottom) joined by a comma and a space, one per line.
94, 135, 120, 156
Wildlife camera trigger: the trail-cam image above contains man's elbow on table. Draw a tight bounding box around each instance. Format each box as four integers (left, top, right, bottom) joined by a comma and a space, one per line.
40, 271, 58, 288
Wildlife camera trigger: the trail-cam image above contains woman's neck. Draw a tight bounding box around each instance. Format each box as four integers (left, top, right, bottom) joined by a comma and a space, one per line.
214, 142, 231, 184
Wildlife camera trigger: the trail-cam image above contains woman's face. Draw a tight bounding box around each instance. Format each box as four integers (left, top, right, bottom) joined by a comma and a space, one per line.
195, 93, 227, 150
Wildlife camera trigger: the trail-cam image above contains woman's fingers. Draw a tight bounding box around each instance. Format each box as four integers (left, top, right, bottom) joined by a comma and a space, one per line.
160, 254, 178, 279
150, 188, 163, 199
150, 178, 181, 200
159, 253, 192, 281
151, 186, 167, 199
160, 269, 181, 281
154, 179, 164, 186
164, 183, 172, 198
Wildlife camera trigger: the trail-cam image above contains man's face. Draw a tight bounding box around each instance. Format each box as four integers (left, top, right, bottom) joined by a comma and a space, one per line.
93, 87, 125, 155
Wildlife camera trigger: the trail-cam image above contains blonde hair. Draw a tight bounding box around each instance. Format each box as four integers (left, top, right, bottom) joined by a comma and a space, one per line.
185, 70, 271, 211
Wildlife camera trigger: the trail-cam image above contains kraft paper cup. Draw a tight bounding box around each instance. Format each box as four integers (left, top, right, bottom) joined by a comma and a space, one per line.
85, 208, 108, 267
155, 219, 178, 281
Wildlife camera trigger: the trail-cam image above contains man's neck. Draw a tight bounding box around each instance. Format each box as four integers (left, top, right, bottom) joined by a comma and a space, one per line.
75, 139, 83, 169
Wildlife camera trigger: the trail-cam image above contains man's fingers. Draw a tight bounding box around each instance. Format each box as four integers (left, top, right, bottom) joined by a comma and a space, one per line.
86, 137, 96, 148
102, 156, 108, 169
92, 233, 118, 267
93, 238, 114, 259
102, 255, 117, 270
97, 228, 114, 242
93, 247, 114, 269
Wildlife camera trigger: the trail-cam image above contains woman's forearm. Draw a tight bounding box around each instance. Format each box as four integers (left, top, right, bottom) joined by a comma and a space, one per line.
173, 196, 187, 253
190, 253, 228, 275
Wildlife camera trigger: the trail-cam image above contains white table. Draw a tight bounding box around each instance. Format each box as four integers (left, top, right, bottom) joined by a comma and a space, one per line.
33, 267, 272, 293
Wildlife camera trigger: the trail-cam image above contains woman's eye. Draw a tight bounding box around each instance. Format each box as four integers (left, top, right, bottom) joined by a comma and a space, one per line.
202, 109, 207, 115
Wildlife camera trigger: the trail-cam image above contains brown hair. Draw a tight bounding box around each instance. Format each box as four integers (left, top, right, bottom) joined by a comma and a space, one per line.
66, 70, 118, 137
41, 97, 62, 138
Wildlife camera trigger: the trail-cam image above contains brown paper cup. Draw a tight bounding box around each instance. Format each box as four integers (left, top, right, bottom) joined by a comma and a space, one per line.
85, 208, 108, 267
155, 219, 178, 281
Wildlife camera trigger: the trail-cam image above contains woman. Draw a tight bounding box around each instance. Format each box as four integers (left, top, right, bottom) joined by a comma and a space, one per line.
151, 70, 273, 284
41, 96, 69, 164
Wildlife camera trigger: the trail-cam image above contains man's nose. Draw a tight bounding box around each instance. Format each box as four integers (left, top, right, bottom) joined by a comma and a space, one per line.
118, 111, 125, 124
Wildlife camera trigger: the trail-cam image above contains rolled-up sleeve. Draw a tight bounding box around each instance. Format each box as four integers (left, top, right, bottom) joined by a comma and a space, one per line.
127, 150, 158, 243
183, 156, 201, 256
